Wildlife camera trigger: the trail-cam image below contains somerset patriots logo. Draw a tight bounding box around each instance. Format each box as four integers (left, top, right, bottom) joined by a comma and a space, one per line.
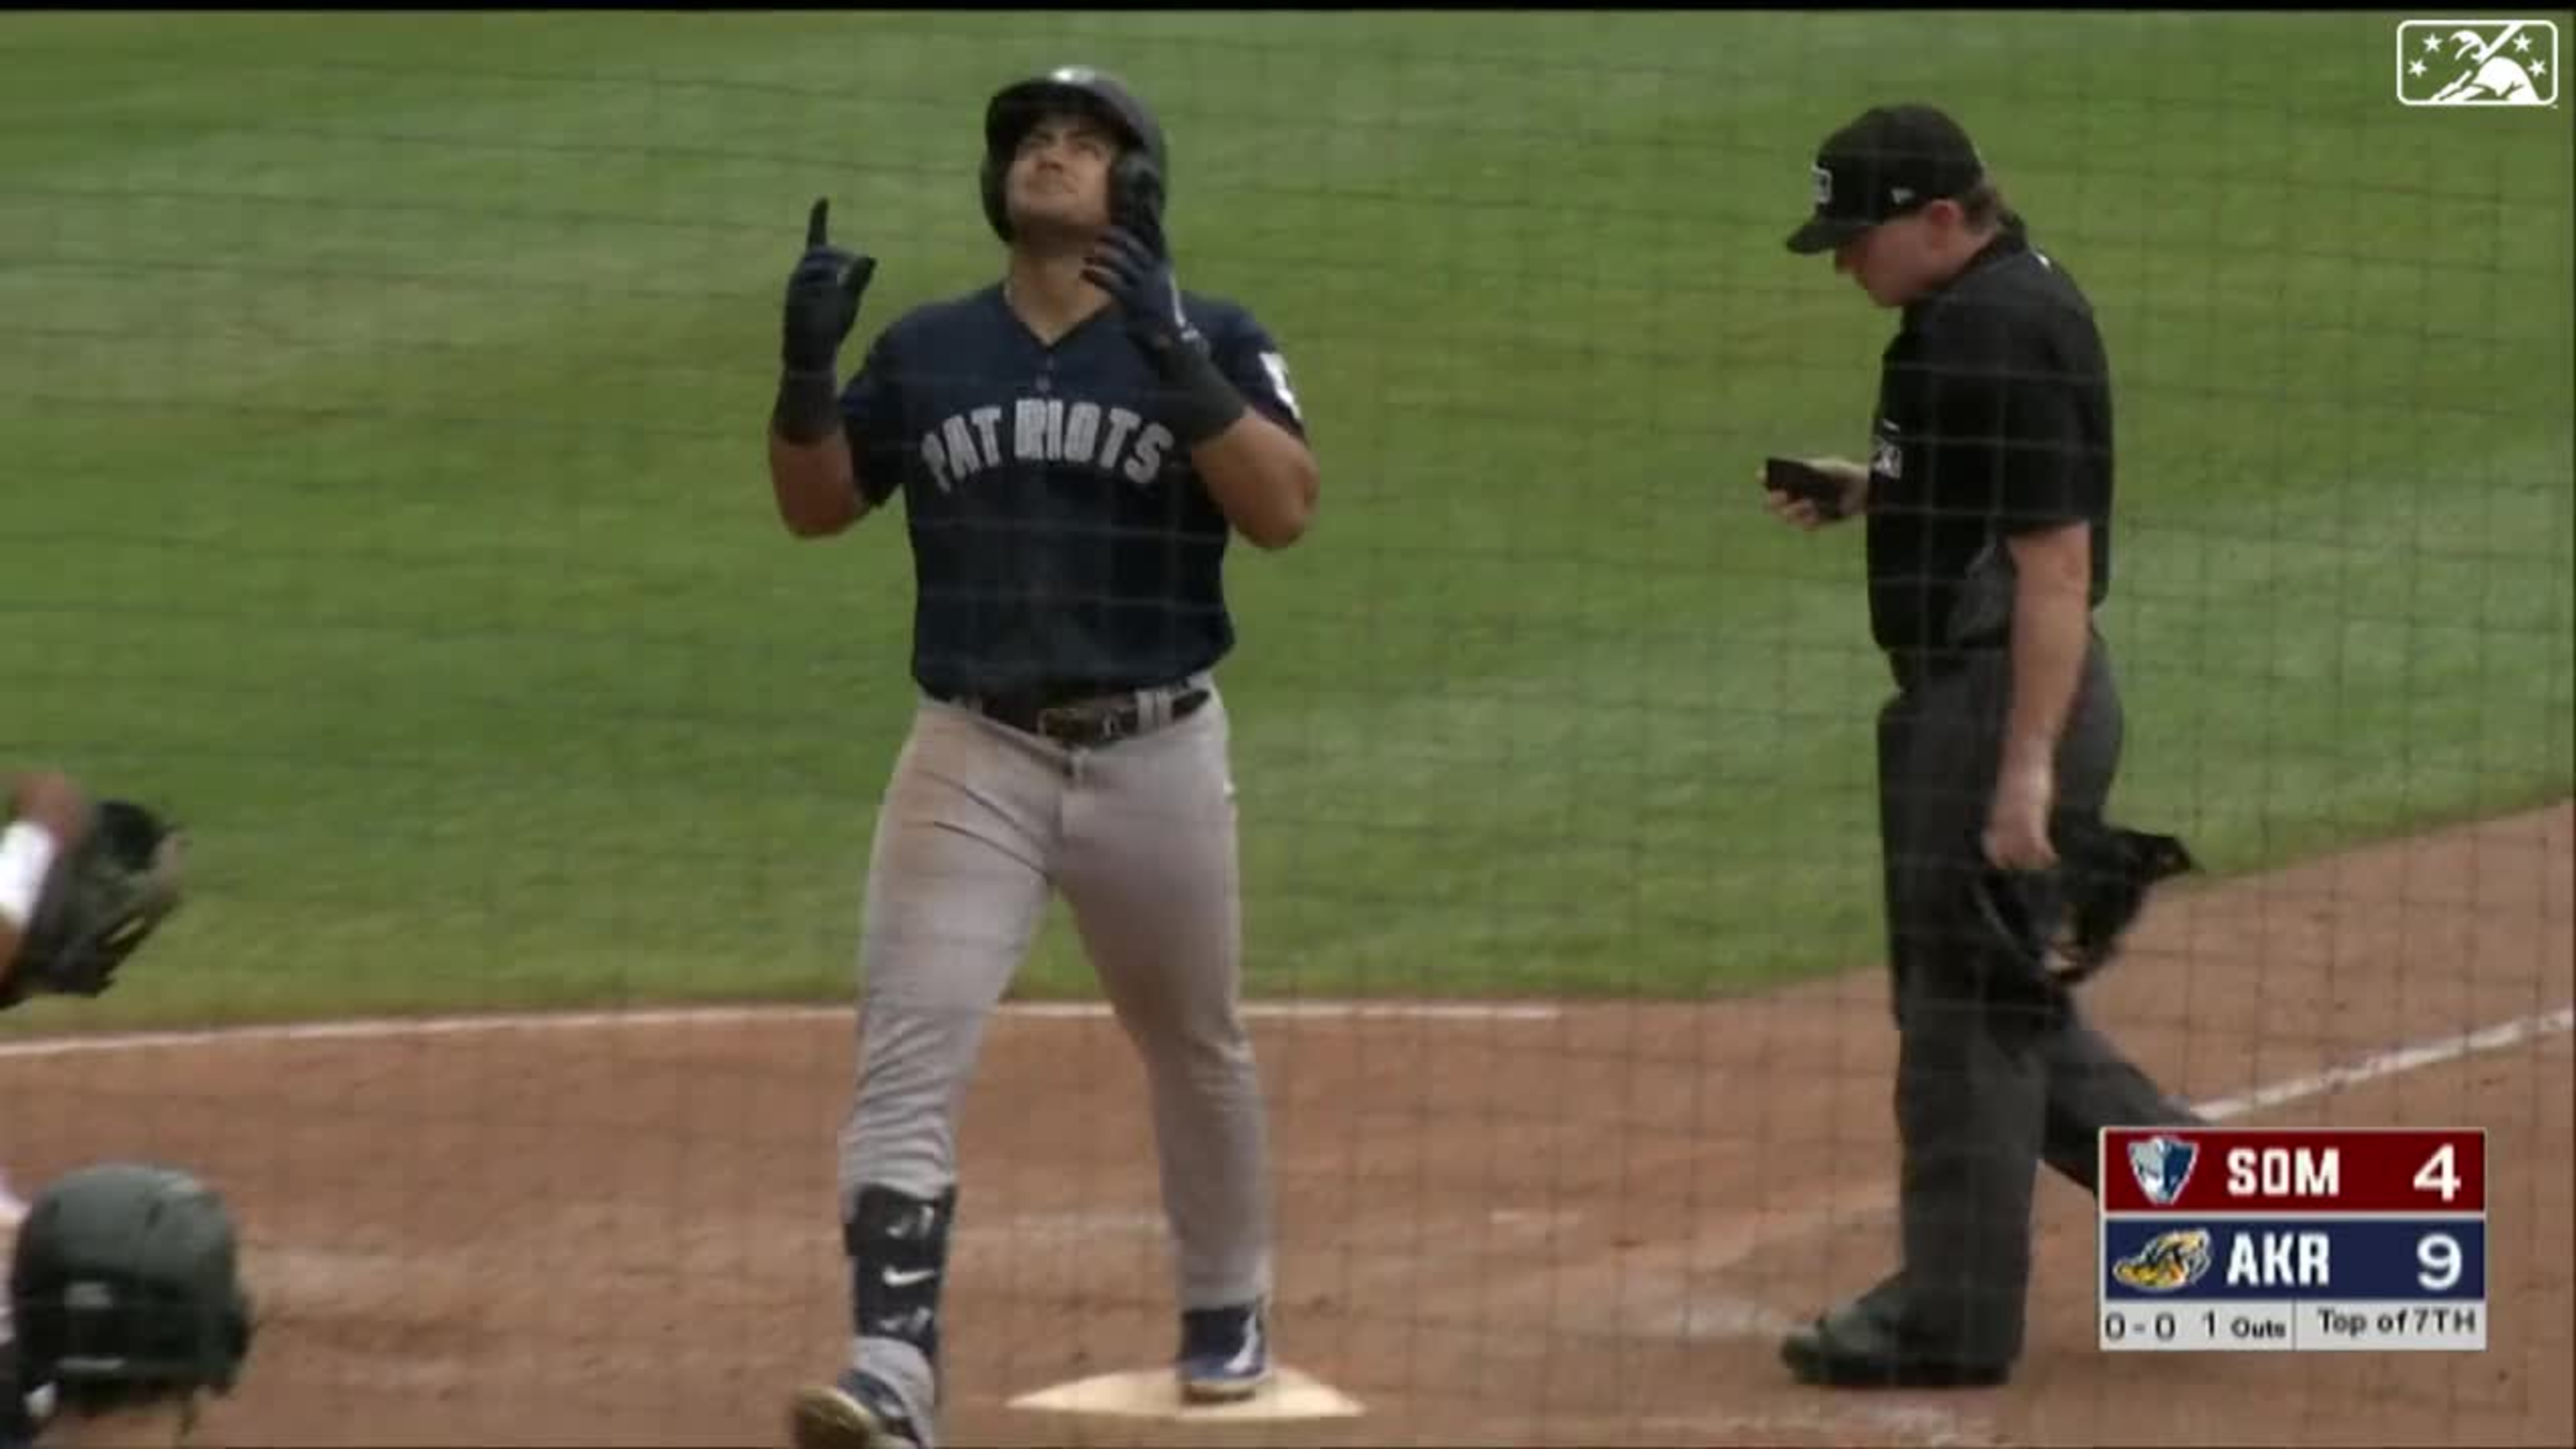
2127, 1134, 2199, 1206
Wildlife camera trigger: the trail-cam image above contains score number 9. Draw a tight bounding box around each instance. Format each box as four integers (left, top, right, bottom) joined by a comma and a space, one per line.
2417, 1232, 2462, 1292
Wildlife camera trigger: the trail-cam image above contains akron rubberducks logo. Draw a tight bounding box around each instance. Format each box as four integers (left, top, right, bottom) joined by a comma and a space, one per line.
2113, 1228, 2216, 1294
2397, 20, 2558, 106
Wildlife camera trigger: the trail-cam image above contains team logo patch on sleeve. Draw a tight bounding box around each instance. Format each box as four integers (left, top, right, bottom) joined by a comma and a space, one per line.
1258, 351, 1303, 422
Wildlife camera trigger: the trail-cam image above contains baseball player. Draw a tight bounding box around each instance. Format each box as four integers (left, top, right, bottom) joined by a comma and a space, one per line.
0, 772, 184, 1015
0, 769, 88, 1236
0, 774, 93, 995
1762, 103, 2200, 1388
2, 780, 196, 1449
763, 67, 1317, 1449
2, 1162, 256, 1447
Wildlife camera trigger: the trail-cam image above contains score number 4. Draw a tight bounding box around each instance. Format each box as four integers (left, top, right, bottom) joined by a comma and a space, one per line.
2413, 1142, 2462, 1201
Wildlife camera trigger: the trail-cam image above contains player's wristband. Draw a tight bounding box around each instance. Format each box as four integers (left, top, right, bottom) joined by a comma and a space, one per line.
1152, 341, 1249, 447
771, 368, 840, 446
0, 820, 59, 931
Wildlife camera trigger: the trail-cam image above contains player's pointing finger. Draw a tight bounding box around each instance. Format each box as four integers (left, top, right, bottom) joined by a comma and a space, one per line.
808, 198, 830, 249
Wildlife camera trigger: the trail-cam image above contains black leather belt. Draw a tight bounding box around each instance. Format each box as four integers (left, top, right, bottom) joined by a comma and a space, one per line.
1886, 645, 2005, 694
944, 683, 1211, 748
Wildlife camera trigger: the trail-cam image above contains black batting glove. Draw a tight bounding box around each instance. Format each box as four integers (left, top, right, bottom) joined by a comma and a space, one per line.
775, 197, 875, 443
1081, 191, 1246, 447
781, 197, 876, 375
1082, 221, 1203, 365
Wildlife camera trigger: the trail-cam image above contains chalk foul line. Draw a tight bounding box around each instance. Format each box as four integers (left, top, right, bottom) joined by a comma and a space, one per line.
0, 997, 1561, 1061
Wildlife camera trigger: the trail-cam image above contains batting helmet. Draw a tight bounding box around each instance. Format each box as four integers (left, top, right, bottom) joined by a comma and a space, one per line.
980, 66, 1168, 242
8, 1163, 255, 1417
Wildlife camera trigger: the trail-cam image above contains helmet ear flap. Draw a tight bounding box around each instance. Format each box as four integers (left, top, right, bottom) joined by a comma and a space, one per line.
1111, 148, 1165, 237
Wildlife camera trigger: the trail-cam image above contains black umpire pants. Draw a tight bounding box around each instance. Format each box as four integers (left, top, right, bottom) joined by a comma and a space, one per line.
1869, 636, 2198, 1366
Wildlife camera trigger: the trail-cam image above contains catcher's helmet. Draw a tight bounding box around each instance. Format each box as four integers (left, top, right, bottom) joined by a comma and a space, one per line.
8, 1163, 255, 1414
980, 66, 1167, 242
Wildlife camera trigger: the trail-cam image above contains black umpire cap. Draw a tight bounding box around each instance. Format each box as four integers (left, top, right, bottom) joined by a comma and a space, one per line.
1785, 103, 1987, 254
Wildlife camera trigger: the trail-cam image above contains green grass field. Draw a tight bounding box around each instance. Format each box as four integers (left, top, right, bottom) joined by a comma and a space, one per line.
2, 13, 2568, 1030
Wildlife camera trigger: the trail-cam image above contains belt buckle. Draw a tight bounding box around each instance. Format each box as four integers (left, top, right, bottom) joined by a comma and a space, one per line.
1036, 702, 1122, 746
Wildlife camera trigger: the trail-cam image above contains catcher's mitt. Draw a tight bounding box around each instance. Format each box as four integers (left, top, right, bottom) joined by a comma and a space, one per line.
1972, 816, 2196, 992
2, 800, 185, 1007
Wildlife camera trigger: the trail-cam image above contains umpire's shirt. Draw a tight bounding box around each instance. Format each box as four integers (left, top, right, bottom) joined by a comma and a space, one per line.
1866, 220, 2113, 688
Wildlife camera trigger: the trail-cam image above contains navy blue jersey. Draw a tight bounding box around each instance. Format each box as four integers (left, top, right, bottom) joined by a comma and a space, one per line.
840, 285, 1306, 701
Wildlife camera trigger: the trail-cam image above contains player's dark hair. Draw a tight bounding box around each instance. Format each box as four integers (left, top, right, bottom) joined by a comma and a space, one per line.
1958, 178, 2011, 232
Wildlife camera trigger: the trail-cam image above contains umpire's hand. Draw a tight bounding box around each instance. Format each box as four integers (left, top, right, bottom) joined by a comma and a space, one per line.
1984, 761, 2060, 872
781, 198, 877, 375
1760, 456, 1869, 531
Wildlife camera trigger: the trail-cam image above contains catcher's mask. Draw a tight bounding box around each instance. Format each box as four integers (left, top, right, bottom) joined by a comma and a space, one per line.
980, 66, 1168, 243
1970, 818, 2197, 989
9, 1162, 256, 1413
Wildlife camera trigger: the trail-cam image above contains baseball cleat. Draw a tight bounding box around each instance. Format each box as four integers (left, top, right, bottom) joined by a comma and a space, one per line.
789, 1370, 923, 1449
1175, 1299, 1271, 1403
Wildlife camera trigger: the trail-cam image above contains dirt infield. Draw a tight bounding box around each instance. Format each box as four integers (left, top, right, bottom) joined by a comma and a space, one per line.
4, 802, 2567, 1447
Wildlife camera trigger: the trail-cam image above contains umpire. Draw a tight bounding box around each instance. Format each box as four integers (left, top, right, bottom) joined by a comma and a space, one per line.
1761, 103, 2200, 1388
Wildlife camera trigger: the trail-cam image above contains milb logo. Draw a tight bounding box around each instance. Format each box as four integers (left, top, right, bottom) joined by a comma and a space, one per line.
2396, 19, 2558, 106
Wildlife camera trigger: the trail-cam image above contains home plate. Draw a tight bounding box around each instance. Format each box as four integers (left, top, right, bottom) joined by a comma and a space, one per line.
1008, 1366, 1363, 1422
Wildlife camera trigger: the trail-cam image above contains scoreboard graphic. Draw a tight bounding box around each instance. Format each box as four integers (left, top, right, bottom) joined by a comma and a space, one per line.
2099, 1128, 2486, 1352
